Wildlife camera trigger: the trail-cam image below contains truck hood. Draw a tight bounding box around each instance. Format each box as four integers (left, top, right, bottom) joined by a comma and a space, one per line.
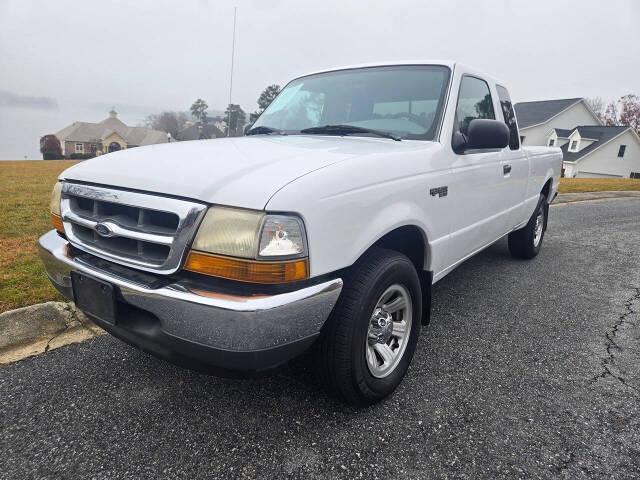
61, 135, 430, 209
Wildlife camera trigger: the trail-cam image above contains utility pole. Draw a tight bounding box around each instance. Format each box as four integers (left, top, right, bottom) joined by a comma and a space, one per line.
227, 6, 237, 137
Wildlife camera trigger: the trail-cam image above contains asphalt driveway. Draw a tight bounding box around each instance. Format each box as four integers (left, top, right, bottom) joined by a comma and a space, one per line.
1, 198, 639, 479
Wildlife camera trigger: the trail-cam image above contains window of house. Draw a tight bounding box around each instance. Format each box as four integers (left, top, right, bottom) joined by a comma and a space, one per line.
90, 144, 97, 153
496, 85, 519, 150
548, 138, 555, 147
75, 143, 83, 153
631, 172, 640, 179
454, 76, 495, 138
570, 140, 578, 151
520, 135, 525, 145
618, 145, 626, 158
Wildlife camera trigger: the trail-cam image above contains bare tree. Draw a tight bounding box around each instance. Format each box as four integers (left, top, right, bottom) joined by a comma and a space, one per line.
618, 94, 640, 135
603, 101, 618, 126
144, 111, 187, 138
601, 94, 640, 135
586, 97, 605, 121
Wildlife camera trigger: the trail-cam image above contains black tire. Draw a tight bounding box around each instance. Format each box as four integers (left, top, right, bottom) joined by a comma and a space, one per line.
314, 247, 422, 406
508, 194, 548, 259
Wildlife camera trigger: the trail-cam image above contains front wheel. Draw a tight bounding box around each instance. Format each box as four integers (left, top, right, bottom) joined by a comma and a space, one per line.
314, 247, 422, 406
508, 194, 548, 259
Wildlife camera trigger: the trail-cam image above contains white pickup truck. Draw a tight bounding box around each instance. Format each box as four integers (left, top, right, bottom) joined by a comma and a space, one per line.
40, 61, 562, 405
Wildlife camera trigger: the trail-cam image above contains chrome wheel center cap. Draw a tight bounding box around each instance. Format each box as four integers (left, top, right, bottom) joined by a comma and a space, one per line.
368, 308, 393, 345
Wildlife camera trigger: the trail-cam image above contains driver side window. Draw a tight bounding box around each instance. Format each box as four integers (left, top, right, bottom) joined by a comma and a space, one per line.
455, 76, 495, 136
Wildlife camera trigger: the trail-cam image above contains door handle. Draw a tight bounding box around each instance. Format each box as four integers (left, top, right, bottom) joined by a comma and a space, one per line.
503, 164, 512, 175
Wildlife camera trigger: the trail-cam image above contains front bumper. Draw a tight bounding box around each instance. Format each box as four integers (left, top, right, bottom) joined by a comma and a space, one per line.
38, 230, 342, 375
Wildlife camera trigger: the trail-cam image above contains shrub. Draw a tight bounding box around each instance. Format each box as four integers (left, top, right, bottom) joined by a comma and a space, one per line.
68, 153, 95, 160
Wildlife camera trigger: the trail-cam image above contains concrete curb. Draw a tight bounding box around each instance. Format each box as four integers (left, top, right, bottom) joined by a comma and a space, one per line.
0, 301, 104, 365
553, 190, 640, 205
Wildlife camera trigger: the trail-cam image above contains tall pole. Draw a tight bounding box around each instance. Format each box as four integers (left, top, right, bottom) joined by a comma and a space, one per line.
227, 6, 237, 137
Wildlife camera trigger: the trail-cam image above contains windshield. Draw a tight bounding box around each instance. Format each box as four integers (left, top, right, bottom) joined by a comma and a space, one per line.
252, 65, 451, 141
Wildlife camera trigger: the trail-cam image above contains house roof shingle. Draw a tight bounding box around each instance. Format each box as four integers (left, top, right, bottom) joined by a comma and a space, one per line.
553, 128, 573, 138
560, 125, 629, 162
177, 123, 225, 141
514, 98, 583, 129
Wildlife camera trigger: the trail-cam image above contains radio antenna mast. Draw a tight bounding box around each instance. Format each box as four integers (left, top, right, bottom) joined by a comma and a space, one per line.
227, 6, 238, 137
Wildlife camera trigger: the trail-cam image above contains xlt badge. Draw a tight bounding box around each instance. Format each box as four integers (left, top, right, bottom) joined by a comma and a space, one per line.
429, 186, 448, 198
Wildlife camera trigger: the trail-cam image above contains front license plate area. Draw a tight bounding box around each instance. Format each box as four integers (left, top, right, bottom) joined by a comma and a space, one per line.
71, 271, 117, 325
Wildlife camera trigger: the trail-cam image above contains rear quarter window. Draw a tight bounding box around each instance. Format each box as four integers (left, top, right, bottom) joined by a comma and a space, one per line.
496, 85, 520, 150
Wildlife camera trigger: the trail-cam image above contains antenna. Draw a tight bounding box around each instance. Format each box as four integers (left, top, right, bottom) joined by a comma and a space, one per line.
227, 6, 238, 137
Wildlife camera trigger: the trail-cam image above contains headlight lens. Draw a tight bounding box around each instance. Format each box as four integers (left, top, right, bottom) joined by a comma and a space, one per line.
192, 206, 264, 258
50, 182, 63, 216
191, 207, 308, 260
50, 182, 64, 233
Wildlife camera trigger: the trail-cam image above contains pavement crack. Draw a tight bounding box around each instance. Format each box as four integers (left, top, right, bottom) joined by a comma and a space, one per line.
590, 287, 640, 393
43, 328, 68, 353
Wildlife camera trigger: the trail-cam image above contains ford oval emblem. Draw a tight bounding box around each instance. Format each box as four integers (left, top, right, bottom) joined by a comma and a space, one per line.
94, 222, 113, 237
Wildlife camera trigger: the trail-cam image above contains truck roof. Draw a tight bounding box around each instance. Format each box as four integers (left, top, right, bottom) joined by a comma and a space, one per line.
293, 60, 504, 88
295, 60, 457, 79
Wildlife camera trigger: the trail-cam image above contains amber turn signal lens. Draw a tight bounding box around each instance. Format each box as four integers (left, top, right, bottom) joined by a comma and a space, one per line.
51, 213, 64, 233
184, 251, 309, 284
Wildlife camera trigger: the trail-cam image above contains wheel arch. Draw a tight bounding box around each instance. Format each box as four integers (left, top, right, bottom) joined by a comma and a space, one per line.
361, 224, 430, 272
353, 224, 433, 326
541, 177, 552, 199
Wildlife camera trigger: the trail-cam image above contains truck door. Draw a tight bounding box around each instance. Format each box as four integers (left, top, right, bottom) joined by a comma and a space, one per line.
446, 75, 505, 262
496, 85, 528, 229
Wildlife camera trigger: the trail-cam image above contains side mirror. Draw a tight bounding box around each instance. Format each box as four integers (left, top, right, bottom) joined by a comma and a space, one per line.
243, 123, 254, 136
466, 119, 509, 150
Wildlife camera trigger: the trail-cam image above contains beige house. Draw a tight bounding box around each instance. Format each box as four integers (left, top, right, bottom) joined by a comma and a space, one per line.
55, 109, 169, 157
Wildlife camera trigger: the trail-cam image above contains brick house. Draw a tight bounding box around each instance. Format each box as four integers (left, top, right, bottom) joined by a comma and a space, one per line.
55, 109, 169, 157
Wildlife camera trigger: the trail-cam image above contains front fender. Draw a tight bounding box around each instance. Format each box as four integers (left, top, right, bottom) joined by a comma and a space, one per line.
265, 146, 452, 277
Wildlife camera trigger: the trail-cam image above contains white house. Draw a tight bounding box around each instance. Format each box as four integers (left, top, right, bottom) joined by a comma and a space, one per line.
515, 98, 640, 178
554, 126, 640, 179
514, 98, 600, 146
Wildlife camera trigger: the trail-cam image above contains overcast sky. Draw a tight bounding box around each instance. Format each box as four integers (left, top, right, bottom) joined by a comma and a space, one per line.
1, 0, 639, 159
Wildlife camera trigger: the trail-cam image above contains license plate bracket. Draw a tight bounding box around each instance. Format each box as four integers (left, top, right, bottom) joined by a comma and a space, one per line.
71, 271, 117, 325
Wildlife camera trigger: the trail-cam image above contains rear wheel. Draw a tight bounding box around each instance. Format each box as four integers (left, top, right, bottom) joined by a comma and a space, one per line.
508, 194, 547, 259
315, 247, 422, 406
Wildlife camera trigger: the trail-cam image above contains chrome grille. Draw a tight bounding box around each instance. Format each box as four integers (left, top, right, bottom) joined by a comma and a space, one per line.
61, 183, 207, 274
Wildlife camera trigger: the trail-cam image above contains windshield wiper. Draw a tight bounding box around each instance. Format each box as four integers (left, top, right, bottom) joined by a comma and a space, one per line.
245, 126, 286, 136
299, 124, 402, 141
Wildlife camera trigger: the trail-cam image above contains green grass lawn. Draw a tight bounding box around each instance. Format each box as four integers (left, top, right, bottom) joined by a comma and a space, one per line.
0, 160, 78, 312
1, 160, 639, 313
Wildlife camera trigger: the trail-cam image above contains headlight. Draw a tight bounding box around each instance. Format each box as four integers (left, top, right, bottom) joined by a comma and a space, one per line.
50, 182, 64, 233
50, 182, 63, 216
191, 206, 264, 258
185, 206, 309, 283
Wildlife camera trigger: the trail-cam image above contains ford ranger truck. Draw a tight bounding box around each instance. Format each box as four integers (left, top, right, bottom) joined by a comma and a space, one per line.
39, 61, 562, 405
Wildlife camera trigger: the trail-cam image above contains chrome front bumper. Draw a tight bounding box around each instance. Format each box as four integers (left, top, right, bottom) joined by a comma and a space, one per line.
38, 230, 342, 374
